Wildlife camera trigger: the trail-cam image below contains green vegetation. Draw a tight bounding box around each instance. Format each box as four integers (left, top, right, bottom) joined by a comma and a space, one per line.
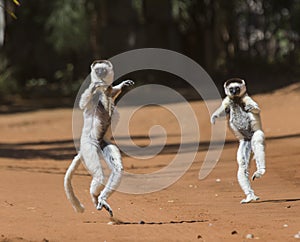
0, 0, 299, 99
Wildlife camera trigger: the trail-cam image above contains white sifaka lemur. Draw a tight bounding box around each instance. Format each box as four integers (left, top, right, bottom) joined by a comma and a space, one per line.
64, 60, 134, 216
211, 78, 266, 203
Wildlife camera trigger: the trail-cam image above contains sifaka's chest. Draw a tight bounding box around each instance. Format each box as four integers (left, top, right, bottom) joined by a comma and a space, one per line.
96, 92, 114, 119
229, 103, 253, 139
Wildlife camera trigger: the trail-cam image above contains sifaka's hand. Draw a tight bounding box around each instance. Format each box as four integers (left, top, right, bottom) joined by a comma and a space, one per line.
251, 168, 265, 181
93, 81, 104, 88
91, 81, 106, 94
210, 115, 217, 125
121, 80, 134, 88
244, 103, 260, 114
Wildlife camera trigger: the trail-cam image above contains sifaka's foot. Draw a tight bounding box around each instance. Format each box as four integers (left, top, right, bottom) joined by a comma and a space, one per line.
252, 169, 266, 181
240, 193, 260, 204
97, 199, 113, 217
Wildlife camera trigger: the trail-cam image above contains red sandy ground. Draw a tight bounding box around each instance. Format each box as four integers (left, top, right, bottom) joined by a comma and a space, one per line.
0, 84, 299, 242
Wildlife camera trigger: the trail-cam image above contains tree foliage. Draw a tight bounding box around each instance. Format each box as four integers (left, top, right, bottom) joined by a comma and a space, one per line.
46, 0, 89, 53
1, 0, 300, 97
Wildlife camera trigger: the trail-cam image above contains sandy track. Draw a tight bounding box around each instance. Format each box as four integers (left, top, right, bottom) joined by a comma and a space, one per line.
0, 84, 300, 241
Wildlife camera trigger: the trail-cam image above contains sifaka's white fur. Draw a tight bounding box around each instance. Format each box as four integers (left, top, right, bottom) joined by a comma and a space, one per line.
211, 78, 266, 204
64, 60, 134, 216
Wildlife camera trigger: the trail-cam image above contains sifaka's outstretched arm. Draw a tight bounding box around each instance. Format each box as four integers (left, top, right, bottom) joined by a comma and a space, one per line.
111, 80, 134, 100
210, 96, 230, 124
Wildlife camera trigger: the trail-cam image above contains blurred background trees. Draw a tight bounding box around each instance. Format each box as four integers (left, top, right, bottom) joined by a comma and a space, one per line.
0, 0, 299, 102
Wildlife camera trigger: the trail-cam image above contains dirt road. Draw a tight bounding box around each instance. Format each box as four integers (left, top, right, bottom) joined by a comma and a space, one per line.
1, 84, 299, 241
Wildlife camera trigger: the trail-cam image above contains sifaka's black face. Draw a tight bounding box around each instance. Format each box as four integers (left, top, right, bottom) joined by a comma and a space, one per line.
224, 78, 246, 99
229, 86, 241, 96
92, 61, 111, 78
91, 60, 114, 86
94, 65, 108, 79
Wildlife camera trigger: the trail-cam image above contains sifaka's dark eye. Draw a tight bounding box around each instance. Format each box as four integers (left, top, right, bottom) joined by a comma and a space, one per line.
229, 87, 234, 92
236, 87, 240, 92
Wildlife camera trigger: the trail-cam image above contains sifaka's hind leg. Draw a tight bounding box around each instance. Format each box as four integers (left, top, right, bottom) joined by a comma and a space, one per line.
80, 143, 104, 207
237, 140, 259, 203
90, 172, 104, 207
97, 141, 123, 217
251, 130, 266, 180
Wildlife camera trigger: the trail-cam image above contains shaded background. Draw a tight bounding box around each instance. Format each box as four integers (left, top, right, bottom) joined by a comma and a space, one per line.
0, 0, 299, 108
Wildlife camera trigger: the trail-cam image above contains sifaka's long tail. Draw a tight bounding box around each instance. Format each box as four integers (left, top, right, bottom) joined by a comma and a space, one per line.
64, 153, 85, 213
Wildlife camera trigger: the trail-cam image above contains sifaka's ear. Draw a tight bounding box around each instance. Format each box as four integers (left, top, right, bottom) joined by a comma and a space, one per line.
90, 60, 99, 70
91, 60, 100, 69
